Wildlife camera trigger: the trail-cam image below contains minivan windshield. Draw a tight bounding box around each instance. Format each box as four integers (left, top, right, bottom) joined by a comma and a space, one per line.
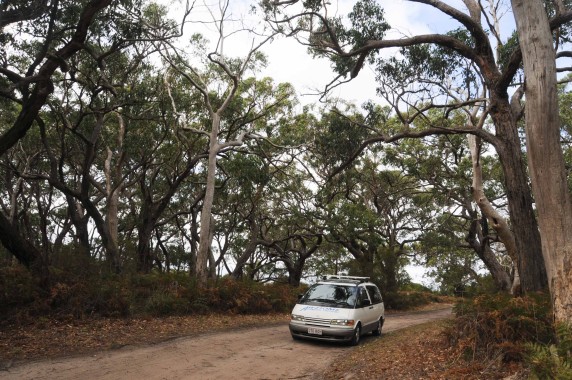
300, 283, 357, 308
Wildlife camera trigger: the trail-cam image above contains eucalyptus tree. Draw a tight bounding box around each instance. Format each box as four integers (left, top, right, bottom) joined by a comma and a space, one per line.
425, 244, 485, 295
317, 167, 418, 294
512, 0, 572, 323
0, 131, 55, 274
0, 0, 200, 276
29, 6, 199, 273
263, 0, 572, 293
303, 242, 353, 279
157, 0, 304, 285
203, 80, 322, 285
310, 109, 429, 292
385, 131, 513, 291
0, 0, 142, 280
127, 72, 208, 274
249, 104, 337, 285
216, 152, 277, 280
254, 159, 324, 286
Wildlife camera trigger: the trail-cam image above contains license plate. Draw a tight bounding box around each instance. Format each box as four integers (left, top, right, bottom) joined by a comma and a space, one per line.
308, 327, 322, 335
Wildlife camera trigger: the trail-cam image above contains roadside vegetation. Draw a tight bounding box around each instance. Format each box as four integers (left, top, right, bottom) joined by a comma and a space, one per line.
3, 267, 571, 378
1, 264, 445, 324
0, 266, 299, 321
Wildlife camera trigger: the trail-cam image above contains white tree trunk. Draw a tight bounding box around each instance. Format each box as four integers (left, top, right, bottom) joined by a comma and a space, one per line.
104, 113, 126, 271
196, 114, 221, 286
512, 0, 572, 324
468, 135, 515, 292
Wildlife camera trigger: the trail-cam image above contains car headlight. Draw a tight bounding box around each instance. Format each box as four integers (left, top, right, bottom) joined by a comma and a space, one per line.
291, 314, 305, 322
330, 319, 355, 326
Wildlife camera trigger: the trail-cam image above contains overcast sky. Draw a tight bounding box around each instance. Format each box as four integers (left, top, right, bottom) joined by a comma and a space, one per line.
164, 1, 522, 108
258, 0, 431, 106
165, 0, 476, 107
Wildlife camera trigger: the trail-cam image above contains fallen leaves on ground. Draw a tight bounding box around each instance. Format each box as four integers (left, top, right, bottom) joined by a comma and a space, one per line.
318, 320, 528, 380
0, 313, 289, 363
1, 302, 525, 379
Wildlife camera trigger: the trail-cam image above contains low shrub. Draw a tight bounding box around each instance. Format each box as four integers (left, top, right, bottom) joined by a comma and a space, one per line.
526, 323, 572, 379
449, 293, 554, 362
0, 266, 38, 311
144, 289, 190, 316
205, 278, 299, 314
384, 290, 442, 310
0, 267, 300, 320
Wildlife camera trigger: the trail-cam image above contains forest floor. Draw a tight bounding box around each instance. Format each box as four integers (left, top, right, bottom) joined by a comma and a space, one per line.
0, 303, 527, 379
318, 319, 527, 380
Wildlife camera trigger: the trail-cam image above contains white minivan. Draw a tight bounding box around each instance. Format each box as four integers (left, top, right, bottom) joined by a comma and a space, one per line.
289, 275, 385, 345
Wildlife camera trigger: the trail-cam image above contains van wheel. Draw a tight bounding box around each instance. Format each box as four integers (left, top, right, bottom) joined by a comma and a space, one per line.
372, 317, 384, 336
349, 324, 361, 346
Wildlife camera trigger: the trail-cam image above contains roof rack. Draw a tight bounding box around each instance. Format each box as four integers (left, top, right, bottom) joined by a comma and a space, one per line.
322, 275, 370, 283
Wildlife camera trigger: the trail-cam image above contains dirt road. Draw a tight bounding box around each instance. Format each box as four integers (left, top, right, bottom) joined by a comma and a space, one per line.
3, 307, 452, 380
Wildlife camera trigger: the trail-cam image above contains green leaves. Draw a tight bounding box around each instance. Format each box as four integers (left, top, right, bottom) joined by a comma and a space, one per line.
312, 106, 369, 173
377, 28, 474, 87
306, 0, 388, 76
344, 0, 389, 47
497, 31, 520, 72
302, 0, 322, 11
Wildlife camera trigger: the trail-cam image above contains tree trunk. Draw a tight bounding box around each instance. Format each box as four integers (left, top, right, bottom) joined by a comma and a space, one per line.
156, 231, 171, 272
512, 0, 572, 324
488, 96, 547, 292
287, 262, 304, 287
188, 210, 199, 275
481, 243, 513, 291
379, 247, 399, 294
232, 242, 258, 279
65, 195, 91, 257
0, 212, 49, 287
231, 217, 260, 279
196, 114, 221, 286
354, 251, 375, 279
104, 113, 126, 269
208, 216, 217, 279
467, 135, 513, 292
136, 223, 155, 273
83, 199, 121, 273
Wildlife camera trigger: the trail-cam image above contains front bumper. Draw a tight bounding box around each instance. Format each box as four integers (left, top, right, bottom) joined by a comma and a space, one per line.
289, 321, 354, 342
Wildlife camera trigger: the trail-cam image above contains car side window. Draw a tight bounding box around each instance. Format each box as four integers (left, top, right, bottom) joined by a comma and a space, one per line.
366, 285, 383, 304
357, 287, 370, 307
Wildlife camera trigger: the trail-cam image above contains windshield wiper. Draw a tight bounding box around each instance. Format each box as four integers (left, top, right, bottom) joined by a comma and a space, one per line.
305, 298, 335, 304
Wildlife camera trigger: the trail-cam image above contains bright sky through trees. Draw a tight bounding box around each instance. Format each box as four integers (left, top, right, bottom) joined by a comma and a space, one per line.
163, 0, 456, 106
160, 0, 506, 286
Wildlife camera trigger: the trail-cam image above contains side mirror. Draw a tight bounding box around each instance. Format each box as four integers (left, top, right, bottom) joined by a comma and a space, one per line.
361, 299, 371, 307
297, 294, 304, 300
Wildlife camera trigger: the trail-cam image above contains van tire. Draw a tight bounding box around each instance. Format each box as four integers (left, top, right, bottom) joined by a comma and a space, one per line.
372, 317, 384, 336
349, 324, 361, 346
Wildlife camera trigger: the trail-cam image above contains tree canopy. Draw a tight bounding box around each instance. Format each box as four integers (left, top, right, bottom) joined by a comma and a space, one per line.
1, 0, 572, 321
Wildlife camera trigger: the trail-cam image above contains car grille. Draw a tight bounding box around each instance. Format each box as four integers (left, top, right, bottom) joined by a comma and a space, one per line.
303, 317, 330, 326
